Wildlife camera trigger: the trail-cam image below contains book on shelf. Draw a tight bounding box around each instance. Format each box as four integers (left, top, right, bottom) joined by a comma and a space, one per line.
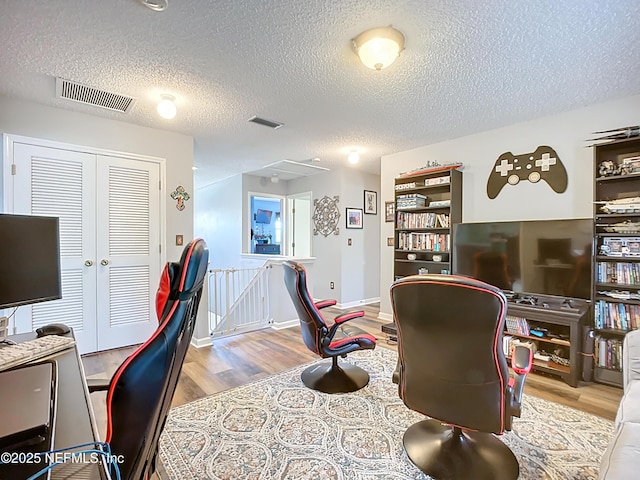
505, 315, 530, 336
595, 335, 623, 371
397, 232, 450, 251
597, 261, 640, 285
396, 193, 428, 209
594, 300, 640, 331
396, 211, 450, 229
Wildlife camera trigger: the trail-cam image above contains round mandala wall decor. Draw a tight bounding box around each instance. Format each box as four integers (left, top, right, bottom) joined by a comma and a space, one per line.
313, 195, 340, 236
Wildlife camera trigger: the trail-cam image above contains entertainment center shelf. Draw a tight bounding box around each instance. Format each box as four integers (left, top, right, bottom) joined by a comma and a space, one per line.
504, 298, 588, 387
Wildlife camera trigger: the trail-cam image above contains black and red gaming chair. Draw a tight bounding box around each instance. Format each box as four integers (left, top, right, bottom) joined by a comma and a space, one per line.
390, 274, 532, 480
89, 238, 209, 480
282, 260, 376, 393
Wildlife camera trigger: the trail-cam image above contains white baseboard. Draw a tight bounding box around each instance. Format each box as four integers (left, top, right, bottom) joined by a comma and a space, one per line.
271, 319, 299, 330
191, 335, 213, 348
337, 297, 380, 309
377, 311, 393, 322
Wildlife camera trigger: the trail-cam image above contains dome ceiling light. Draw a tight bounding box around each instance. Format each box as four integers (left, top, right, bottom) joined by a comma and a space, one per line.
139, 0, 168, 12
352, 26, 405, 71
157, 94, 177, 119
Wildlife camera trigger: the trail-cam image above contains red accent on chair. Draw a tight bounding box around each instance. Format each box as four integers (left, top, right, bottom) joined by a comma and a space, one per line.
390, 273, 532, 480
314, 299, 337, 309
155, 264, 171, 321
283, 260, 376, 393
96, 238, 209, 480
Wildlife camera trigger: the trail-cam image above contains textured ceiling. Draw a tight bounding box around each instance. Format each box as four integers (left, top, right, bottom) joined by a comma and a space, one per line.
1, 0, 639, 189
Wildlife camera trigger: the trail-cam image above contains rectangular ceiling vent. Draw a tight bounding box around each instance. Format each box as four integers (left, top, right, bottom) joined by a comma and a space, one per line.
55, 78, 136, 113
248, 115, 284, 129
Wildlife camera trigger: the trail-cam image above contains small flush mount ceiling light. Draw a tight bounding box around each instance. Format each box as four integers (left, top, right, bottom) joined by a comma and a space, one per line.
271, 174, 280, 183
157, 94, 176, 119
352, 26, 405, 71
348, 151, 360, 165
139, 0, 168, 12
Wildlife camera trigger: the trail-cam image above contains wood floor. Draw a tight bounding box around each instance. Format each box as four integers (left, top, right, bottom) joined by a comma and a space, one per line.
82, 304, 622, 440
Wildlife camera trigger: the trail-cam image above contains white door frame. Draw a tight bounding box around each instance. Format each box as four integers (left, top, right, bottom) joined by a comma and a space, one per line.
287, 191, 312, 257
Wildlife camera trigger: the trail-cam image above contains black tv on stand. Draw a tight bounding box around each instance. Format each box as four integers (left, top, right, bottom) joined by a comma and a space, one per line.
452, 218, 593, 301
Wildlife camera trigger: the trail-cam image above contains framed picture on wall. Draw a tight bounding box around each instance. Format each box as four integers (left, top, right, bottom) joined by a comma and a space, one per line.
364, 190, 377, 214
346, 208, 363, 229
385, 201, 395, 222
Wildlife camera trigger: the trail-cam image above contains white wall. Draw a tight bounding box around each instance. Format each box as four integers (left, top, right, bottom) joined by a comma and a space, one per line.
195, 175, 243, 270
288, 167, 381, 306
0, 95, 195, 262
378, 93, 640, 318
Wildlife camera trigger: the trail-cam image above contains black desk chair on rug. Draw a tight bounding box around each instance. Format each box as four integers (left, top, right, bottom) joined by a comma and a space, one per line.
390, 274, 533, 480
283, 260, 376, 393
88, 238, 209, 480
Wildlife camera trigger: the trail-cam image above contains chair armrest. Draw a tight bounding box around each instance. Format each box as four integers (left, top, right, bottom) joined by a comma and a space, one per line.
86, 377, 110, 393
326, 310, 365, 339
314, 299, 337, 310
508, 345, 533, 418
334, 310, 364, 325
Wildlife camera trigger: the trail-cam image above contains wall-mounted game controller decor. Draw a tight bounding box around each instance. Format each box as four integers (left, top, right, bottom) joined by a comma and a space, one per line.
486, 145, 567, 199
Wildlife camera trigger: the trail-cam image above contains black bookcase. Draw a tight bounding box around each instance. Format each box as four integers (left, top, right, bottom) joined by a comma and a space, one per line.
393, 168, 462, 279
592, 137, 640, 387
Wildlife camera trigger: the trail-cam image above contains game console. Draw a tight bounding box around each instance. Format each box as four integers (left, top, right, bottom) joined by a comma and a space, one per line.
486, 145, 568, 199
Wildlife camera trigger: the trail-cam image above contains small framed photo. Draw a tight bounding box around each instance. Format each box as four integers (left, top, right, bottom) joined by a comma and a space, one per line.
346, 208, 363, 229
364, 190, 377, 215
385, 201, 395, 222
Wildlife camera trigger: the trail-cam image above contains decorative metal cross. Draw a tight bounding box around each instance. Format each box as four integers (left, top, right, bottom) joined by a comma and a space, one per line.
170, 186, 190, 211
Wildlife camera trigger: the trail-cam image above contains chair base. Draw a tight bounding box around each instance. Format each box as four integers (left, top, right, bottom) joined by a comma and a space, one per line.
301, 357, 369, 393
403, 419, 519, 480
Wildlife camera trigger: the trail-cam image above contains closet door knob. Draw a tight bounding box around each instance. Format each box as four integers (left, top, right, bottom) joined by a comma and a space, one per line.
100, 259, 110, 266
85, 260, 94, 267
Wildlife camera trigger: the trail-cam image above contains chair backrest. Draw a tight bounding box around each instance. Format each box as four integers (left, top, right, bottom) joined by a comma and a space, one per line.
282, 260, 328, 356
390, 274, 510, 434
104, 238, 209, 480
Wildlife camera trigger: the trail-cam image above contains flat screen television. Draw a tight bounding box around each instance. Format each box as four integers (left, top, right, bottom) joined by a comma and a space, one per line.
452, 219, 593, 300
0, 214, 62, 309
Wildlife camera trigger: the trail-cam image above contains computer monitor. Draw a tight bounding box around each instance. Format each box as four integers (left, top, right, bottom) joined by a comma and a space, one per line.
0, 214, 62, 309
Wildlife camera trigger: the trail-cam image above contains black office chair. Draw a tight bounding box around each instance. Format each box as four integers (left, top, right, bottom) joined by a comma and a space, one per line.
282, 260, 376, 393
89, 238, 209, 480
390, 274, 532, 480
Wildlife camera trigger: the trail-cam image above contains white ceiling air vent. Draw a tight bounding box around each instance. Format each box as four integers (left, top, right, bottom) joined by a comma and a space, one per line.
248, 115, 283, 129
55, 78, 136, 113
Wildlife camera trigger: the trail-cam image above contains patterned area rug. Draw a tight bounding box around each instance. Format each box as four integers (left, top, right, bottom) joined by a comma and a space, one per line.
159, 347, 613, 479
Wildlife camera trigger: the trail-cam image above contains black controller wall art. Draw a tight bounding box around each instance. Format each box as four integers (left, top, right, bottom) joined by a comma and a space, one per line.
486, 145, 568, 199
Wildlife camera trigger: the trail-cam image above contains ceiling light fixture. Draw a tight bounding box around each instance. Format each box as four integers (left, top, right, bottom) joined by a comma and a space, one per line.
271, 174, 280, 183
348, 151, 360, 164
139, 0, 168, 12
157, 94, 176, 119
352, 26, 405, 71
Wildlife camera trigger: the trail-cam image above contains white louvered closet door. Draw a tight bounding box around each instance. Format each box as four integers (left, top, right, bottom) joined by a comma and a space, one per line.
10, 143, 162, 354
12, 143, 99, 353
95, 155, 160, 351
